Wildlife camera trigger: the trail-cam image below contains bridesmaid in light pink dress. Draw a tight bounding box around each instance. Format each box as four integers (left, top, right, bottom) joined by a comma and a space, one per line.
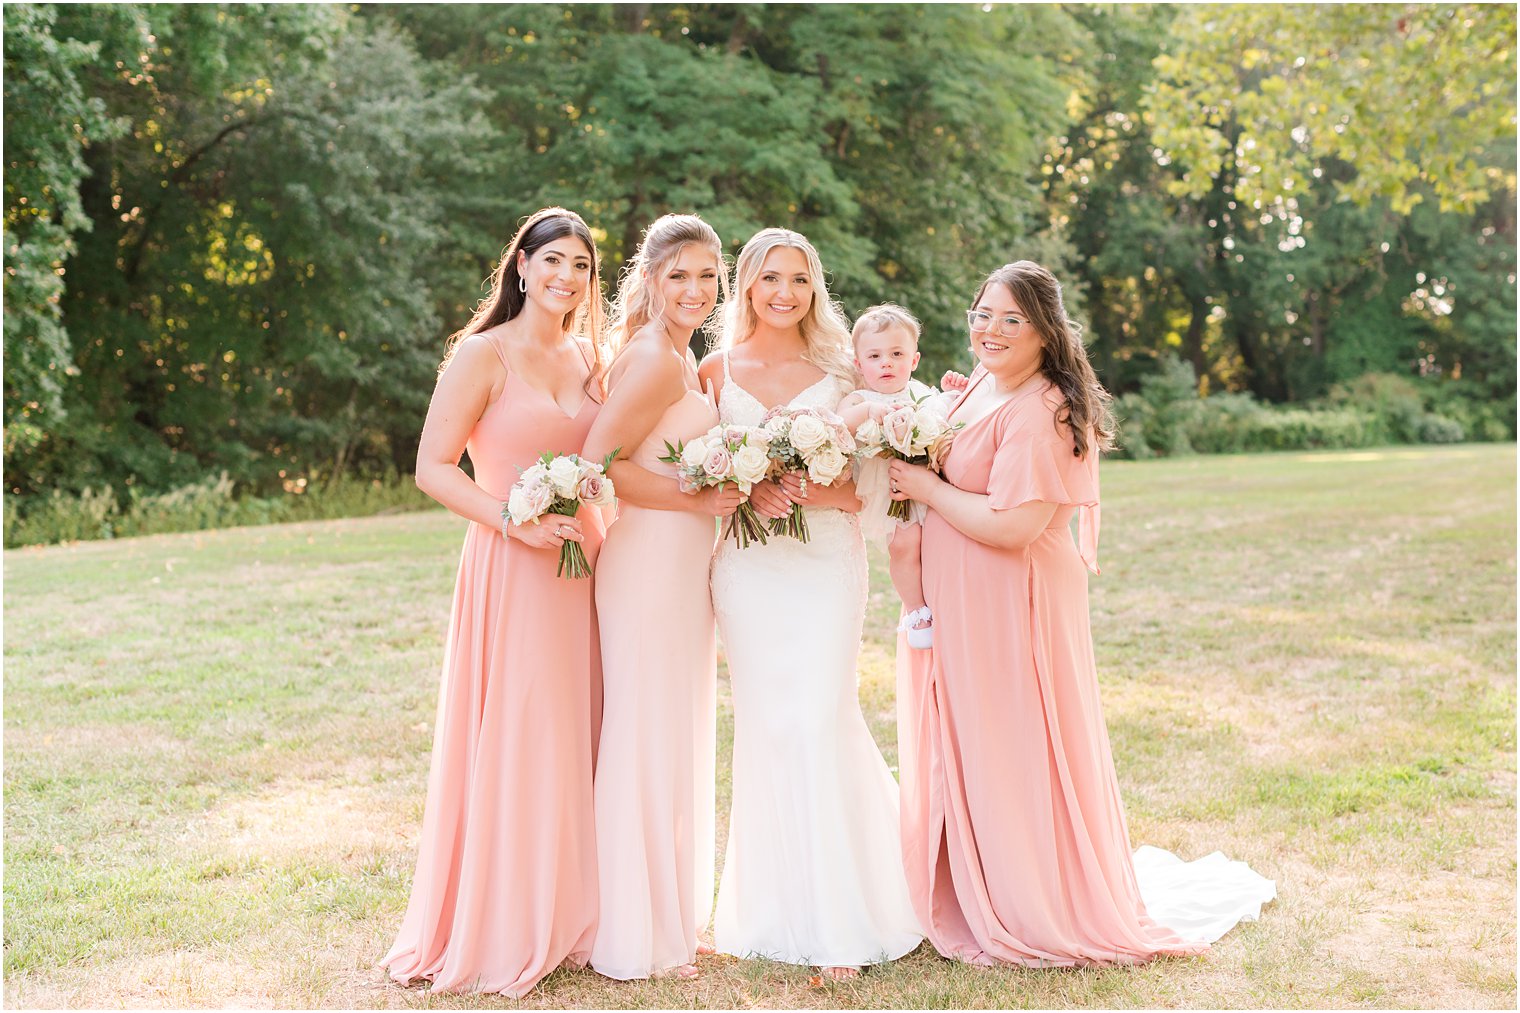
889, 261, 1273, 968
581, 215, 740, 981
384, 208, 610, 997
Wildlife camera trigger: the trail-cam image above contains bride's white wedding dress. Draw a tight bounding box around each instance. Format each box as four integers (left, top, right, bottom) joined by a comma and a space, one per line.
710, 353, 923, 968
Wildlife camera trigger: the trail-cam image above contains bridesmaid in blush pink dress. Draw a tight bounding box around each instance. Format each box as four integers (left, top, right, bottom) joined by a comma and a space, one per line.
888, 261, 1274, 969
581, 215, 740, 981
383, 208, 610, 997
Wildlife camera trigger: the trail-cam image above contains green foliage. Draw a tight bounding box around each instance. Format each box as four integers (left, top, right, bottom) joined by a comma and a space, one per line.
9, 4, 500, 502
382, 3, 1080, 379
1054, 5, 1516, 406
3, 3, 1514, 528
1113, 354, 1504, 458
4, 470, 432, 548
1149, 4, 1517, 215
2, 3, 126, 459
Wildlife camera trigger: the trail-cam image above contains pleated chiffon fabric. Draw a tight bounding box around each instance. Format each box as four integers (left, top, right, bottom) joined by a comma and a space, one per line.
384, 336, 605, 996
898, 370, 1273, 968
590, 387, 720, 979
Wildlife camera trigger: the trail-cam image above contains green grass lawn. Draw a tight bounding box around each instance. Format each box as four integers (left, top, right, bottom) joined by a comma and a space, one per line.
5, 444, 1515, 1009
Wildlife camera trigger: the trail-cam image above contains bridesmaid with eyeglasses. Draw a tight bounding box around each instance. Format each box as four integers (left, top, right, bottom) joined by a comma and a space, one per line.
890, 260, 1274, 969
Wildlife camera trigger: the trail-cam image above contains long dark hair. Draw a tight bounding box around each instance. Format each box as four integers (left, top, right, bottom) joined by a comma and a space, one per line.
444, 207, 607, 397
972, 261, 1115, 458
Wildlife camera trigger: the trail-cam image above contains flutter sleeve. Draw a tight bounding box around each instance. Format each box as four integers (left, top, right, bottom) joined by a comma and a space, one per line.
985, 413, 1102, 574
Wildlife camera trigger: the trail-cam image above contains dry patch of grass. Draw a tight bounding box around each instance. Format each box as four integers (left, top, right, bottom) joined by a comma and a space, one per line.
5, 445, 1514, 1008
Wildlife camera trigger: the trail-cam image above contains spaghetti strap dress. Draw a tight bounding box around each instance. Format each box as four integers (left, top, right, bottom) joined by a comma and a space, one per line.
383, 335, 606, 996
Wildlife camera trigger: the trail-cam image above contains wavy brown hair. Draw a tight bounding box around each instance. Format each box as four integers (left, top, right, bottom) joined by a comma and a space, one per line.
972, 260, 1115, 458
444, 207, 607, 398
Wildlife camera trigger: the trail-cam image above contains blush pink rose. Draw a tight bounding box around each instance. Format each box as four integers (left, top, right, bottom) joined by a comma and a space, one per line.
702, 445, 733, 479
577, 472, 612, 507
882, 406, 917, 455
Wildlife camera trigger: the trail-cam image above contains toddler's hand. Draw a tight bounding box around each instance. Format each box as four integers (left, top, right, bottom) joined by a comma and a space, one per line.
868, 401, 892, 422
941, 370, 970, 392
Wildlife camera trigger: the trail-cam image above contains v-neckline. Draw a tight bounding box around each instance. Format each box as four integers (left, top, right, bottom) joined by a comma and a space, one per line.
724, 371, 833, 414
514, 371, 590, 419
948, 367, 1048, 431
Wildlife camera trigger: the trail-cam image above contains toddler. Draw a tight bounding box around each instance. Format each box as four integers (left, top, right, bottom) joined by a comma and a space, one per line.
838, 305, 968, 648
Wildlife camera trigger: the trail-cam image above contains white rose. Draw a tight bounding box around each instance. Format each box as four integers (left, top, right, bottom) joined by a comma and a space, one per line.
788, 414, 828, 454
807, 445, 848, 485
506, 486, 537, 526
763, 415, 790, 438
679, 437, 708, 470
547, 455, 582, 498
855, 418, 884, 456
731, 445, 770, 490
915, 409, 946, 448
525, 477, 554, 517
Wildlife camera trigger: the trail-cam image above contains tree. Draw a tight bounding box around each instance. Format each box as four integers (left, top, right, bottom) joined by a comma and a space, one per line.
1148, 4, 1517, 214
12, 5, 499, 498
2, 3, 125, 462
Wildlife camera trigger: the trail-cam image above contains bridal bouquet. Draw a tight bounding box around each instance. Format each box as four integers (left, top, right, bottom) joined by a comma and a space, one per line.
659, 424, 773, 548
760, 406, 857, 542
855, 397, 960, 522
504, 449, 618, 579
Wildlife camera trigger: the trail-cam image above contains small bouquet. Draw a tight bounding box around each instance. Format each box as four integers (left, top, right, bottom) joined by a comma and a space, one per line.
504, 449, 618, 578
856, 396, 960, 522
659, 424, 773, 548
759, 407, 857, 542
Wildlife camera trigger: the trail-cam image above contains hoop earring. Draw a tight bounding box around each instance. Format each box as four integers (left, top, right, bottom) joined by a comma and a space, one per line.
518, 276, 526, 294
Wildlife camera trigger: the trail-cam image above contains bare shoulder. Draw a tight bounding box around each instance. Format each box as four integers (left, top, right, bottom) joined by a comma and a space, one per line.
614, 332, 684, 387
697, 348, 727, 383
444, 333, 505, 376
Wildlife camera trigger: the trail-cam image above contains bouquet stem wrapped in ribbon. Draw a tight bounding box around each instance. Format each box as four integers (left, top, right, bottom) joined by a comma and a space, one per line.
503, 449, 618, 578
659, 424, 773, 548
759, 407, 857, 543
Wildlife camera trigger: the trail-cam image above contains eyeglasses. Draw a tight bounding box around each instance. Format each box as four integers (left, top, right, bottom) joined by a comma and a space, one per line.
966, 310, 1027, 339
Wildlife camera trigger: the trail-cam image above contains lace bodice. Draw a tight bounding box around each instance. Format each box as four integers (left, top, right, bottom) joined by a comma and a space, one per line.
717, 351, 851, 426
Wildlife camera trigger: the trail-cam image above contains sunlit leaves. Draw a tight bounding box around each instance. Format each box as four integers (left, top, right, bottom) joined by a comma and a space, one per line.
1149, 4, 1517, 214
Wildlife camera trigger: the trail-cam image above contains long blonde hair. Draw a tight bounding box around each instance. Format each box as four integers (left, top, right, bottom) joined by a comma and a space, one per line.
607, 214, 726, 362
973, 260, 1116, 458
715, 228, 856, 388
444, 207, 607, 398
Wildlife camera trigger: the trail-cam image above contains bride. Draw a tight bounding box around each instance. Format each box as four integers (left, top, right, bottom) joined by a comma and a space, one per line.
697, 228, 922, 980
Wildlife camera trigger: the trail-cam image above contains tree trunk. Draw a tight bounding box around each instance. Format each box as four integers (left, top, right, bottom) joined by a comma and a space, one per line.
726, 12, 750, 54
621, 4, 649, 34
1183, 290, 1209, 380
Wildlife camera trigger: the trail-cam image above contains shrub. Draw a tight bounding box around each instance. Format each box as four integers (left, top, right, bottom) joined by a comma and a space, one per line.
3, 486, 120, 547
1244, 409, 1378, 451
1416, 414, 1467, 444
1183, 393, 1271, 454
1326, 372, 1428, 443
1113, 354, 1201, 459
3, 470, 435, 548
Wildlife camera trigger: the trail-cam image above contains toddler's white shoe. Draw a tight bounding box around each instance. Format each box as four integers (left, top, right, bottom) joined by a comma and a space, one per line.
899, 606, 934, 650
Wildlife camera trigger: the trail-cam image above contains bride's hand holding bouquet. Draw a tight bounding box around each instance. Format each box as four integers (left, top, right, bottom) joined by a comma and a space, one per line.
760, 407, 856, 542
659, 424, 773, 548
